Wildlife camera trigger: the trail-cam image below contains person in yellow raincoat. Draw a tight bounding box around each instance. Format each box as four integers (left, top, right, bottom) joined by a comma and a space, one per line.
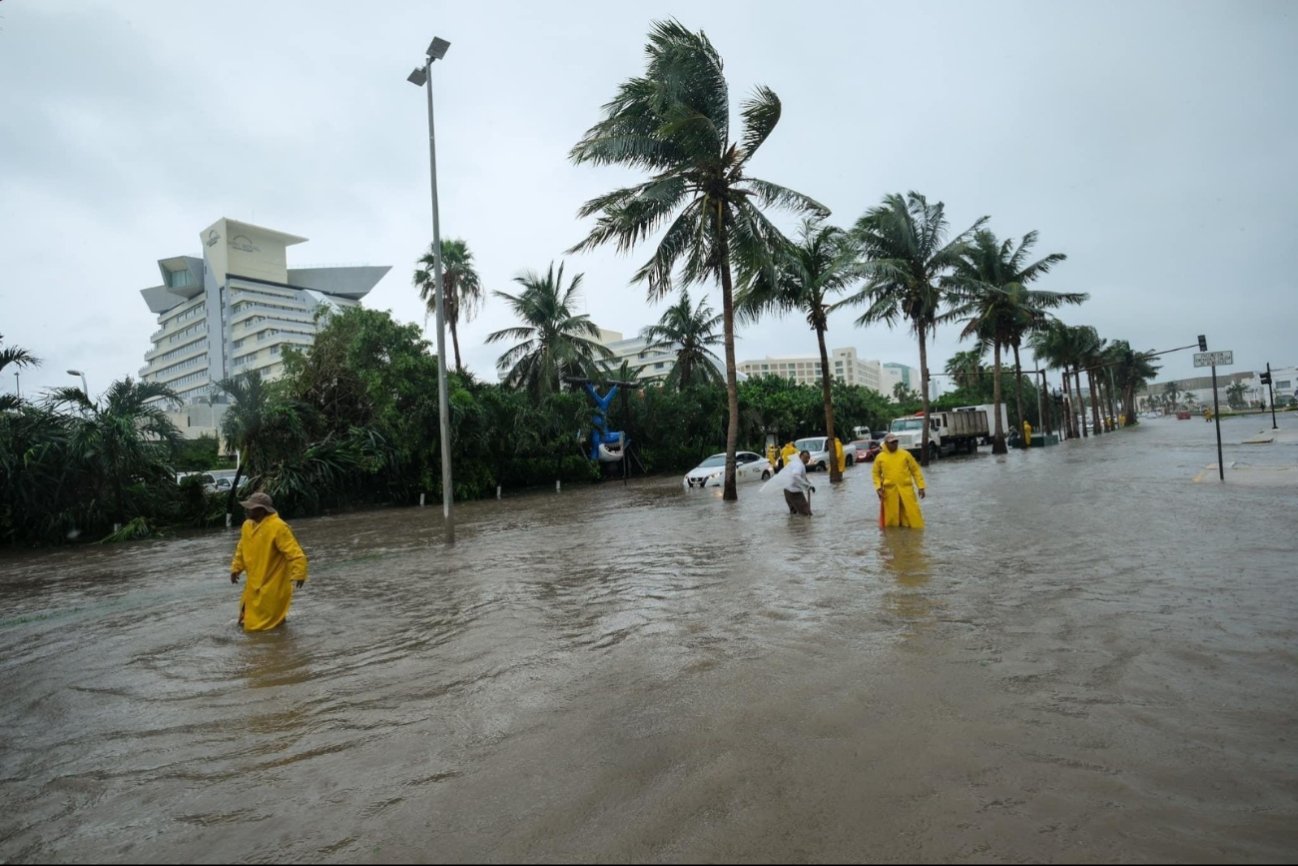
229, 492, 308, 631
779, 440, 798, 472
872, 432, 926, 528
833, 436, 846, 473
1022, 419, 1033, 448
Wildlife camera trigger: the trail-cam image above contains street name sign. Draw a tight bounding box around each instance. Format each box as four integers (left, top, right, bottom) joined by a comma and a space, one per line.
1193, 350, 1233, 367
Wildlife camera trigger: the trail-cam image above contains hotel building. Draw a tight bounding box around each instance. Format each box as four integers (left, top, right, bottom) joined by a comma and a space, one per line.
139, 217, 390, 435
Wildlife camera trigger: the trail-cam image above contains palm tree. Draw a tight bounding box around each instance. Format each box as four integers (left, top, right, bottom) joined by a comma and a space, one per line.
847, 191, 987, 464
50, 377, 181, 528
1, 335, 40, 412
1107, 341, 1160, 423
945, 348, 988, 391
639, 289, 725, 390
1162, 380, 1183, 410
947, 229, 1082, 453
738, 218, 863, 482
568, 19, 827, 501
485, 261, 613, 400
216, 370, 281, 524
1073, 327, 1106, 435
414, 238, 484, 375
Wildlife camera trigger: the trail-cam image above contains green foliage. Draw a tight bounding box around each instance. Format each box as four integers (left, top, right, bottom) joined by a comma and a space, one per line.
173, 434, 220, 471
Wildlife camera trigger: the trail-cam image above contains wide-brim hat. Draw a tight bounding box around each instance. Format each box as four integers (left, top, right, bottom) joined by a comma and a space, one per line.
239, 491, 277, 514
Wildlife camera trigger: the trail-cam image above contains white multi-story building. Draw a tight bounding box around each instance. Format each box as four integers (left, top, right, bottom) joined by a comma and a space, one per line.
594, 328, 678, 382
139, 217, 389, 436
738, 347, 888, 392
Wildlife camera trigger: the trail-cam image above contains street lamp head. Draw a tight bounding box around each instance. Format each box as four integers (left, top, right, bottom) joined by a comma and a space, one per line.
67, 369, 82, 376
407, 66, 428, 86
427, 37, 450, 60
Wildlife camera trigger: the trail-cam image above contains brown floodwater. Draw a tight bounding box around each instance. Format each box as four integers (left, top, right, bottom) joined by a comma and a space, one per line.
2, 415, 1296, 863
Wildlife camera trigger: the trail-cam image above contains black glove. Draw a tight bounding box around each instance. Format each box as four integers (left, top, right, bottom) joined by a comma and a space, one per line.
809, 485, 816, 493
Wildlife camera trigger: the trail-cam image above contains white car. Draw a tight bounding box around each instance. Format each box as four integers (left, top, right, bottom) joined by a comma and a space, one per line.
683, 451, 774, 489
794, 436, 857, 471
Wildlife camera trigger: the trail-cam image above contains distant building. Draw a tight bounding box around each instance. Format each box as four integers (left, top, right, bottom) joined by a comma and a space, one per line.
1136, 370, 1267, 410
594, 327, 732, 384
139, 217, 390, 437
737, 348, 901, 393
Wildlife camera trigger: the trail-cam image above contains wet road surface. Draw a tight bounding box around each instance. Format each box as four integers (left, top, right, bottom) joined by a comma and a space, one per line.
2, 415, 1296, 863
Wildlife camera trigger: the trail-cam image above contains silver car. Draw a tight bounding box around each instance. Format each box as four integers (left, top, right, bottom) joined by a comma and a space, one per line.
682, 451, 774, 489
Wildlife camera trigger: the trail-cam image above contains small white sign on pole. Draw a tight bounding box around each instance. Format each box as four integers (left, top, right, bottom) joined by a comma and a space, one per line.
1193, 350, 1234, 368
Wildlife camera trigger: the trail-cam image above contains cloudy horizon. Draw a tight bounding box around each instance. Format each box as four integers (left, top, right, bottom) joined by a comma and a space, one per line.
2, 0, 1295, 402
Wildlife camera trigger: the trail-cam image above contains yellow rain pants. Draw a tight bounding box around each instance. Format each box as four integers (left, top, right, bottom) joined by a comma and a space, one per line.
872, 448, 926, 529
230, 513, 308, 631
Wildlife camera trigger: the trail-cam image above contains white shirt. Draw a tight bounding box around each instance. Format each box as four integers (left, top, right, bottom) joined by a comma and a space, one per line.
783, 458, 812, 494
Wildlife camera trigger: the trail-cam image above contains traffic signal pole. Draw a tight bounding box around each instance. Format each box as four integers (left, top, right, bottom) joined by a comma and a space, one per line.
1211, 361, 1224, 482
1265, 363, 1278, 430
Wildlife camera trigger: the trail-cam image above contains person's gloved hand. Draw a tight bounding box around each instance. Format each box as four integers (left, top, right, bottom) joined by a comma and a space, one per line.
294, 580, 305, 589
230, 572, 240, 584
809, 485, 816, 493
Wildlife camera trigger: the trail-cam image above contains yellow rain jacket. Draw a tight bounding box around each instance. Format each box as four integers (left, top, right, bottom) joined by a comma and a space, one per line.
872, 447, 926, 529
230, 513, 308, 631
779, 442, 798, 469
833, 437, 846, 473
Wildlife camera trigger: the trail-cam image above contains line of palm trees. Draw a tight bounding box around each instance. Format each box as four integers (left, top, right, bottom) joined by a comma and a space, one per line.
409, 20, 1161, 499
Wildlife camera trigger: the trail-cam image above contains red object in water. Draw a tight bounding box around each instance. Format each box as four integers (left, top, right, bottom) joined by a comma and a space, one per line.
1176, 410, 1192, 420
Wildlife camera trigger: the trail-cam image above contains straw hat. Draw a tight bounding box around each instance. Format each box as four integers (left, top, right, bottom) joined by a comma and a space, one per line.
883, 432, 899, 443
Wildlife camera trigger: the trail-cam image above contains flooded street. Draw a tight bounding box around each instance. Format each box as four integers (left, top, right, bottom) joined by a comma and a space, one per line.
2, 415, 1297, 863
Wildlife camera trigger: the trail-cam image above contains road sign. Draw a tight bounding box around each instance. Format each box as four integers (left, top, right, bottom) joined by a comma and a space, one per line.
1193, 350, 1233, 367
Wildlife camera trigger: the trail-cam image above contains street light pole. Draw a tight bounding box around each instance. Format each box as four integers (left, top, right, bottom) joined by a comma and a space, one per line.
67, 369, 88, 396
408, 37, 454, 533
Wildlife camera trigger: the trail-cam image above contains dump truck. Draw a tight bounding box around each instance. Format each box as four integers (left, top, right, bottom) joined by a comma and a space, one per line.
887, 407, 990, 459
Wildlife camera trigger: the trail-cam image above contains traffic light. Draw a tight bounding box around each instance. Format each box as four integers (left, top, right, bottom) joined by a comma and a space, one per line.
1260, 371, 1272, 385
1197, 334, 1207, 352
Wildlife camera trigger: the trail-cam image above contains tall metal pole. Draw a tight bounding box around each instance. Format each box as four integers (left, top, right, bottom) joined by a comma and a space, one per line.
1211, 362, 1224, 482
423, 56, 454, 529
1266, 362, 1278, 430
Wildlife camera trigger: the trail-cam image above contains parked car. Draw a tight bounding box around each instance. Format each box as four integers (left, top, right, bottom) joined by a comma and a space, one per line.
683, 451, 774, 489
176, 470, 237, 495
849, 438, 882, 462
793, 436, 857, 471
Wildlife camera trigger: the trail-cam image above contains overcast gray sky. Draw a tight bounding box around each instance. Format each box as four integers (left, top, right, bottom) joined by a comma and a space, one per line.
3, 0, 1295, 401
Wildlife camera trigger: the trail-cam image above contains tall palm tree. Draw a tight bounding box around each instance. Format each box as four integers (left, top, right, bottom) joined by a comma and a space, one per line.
739, 217, 863, 482
1030, 319, 1086, 438
1, 334, 40, 412
50, 378, 181, 528
848, 191, 987, 464
568, 19, 827, 501
414, 238, 484, 375
1108, 340, 1159, 424
948, 229, 1083, 453
639, 289, 725, 390
485, 261, 613, 400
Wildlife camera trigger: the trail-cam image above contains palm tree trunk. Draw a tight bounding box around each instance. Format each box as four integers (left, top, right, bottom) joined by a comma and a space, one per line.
446, 290, 464, 374
816, 326, 841, 483
1074, 366, 1087, 438
716, 202, 740, 502
1011, 342, 1026, 440
918, 323, 932, 466
1061, 370, 1073, 439
991, 341, 1007, 454
1087, 369, 1103, 436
